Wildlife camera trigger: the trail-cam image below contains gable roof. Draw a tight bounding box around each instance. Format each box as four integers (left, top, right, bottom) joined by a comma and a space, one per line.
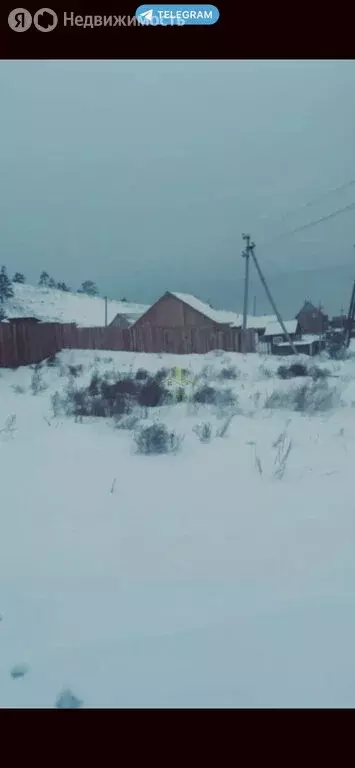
263, 319, 299, 336
169, 292, 241, 326
296, 300, 326, 317
109, 307, 148, 326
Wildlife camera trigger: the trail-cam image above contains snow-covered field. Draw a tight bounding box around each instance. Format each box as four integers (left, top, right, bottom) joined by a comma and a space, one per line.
5, 282, 149, 327
1, 347, 355, 708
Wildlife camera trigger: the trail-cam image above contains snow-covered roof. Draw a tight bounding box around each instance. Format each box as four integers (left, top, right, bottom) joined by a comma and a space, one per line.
170, 292, 241, 326
5, 283, 149, 328
169, 293, 277, 330
263, 319, 298, 337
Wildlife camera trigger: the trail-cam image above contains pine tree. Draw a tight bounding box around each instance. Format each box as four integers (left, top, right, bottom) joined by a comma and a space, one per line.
0, 307, 6, 321
0, 266, 14, 304
13, 272, 25, 284
39, 271, 50, 287
80, 280, 99, 296
48, 277, 57, 288
56, 281, 70, 292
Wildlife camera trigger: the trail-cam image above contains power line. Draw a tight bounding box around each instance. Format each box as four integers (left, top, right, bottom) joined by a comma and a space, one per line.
259, 178, 355, 225
261, 200, 355, 247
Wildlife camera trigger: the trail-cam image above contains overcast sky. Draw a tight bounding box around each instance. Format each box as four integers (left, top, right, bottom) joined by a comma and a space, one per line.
1, 59, 355, 313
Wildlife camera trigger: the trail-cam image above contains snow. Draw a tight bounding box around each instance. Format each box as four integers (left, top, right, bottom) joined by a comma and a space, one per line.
264, 319, 299, 337
5, 283, 149, 327
1, 346, 355, 707
169, 292, 274, 329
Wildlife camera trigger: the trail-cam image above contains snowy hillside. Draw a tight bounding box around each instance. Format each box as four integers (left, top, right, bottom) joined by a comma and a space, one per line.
4, 282, 149, 327
1, 347, 355, 707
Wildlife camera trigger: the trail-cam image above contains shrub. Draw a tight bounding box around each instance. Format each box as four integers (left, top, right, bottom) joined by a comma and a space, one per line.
138, 378, 169, 408
134, 423, 182, 455
193, 421, 212, 443
135, 368, 149, 381
114, 413, 141, 431
68, 364, 84, 378
88, 371, 101, 396
31, 366, 47, 395
154, 368, 169, 384
265, 379, 339, 413
277, 362, 308, 379
193, 385, 217, 405
219, 366, 238, 380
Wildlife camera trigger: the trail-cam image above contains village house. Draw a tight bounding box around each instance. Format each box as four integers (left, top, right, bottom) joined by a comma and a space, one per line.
132, 291, 242, 330
296, 300, 328, 335
261, 319, 301, 346
109, 305, 149, 329
131, 291, 256, 354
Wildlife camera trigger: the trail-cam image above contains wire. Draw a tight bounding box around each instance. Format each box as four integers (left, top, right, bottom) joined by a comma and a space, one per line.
259, 178, 355, 225
260, 200, 355, 247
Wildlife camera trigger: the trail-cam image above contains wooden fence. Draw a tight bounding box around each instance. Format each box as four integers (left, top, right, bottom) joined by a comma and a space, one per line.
0, 321, 255, 367
0, 322, 65, 367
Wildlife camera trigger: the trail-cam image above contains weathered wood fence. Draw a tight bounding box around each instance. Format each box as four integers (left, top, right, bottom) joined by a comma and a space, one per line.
0, 321, 255, 367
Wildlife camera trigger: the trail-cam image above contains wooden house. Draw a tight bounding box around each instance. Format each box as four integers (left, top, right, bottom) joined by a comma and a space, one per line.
296, 301, 328, 335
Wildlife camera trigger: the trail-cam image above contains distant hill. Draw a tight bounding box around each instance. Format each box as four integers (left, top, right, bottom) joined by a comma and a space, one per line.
3, 283, 149, 327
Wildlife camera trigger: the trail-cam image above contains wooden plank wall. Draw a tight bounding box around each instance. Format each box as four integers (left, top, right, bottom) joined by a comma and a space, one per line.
0, 321, 255, 367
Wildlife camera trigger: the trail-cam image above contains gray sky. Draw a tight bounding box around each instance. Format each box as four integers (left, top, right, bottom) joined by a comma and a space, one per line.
1, 59, 355, 314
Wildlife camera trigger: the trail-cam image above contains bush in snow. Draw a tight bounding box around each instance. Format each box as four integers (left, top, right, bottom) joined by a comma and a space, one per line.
265, 379, 339, 414
138, 378, 170, 408
134, 423, 182, 455
154, 367, 170, 383
31, 365, 47, 395
135, 368, 149, 381
64, 370, 173, 423
88, 371, 101, 396
193, 421, 213, 443
68, 364, 84, 378
277, 362, 308, 379
219, 366, 238, 380
114, 413, 141, 431
193, 384, 218, 405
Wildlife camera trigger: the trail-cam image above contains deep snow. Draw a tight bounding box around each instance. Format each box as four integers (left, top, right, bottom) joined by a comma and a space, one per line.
1, 347, 355, 707
5, 282, 149, 327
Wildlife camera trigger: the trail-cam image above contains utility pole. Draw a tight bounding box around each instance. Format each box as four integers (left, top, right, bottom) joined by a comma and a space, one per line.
242, 233, 251, 330
253, 296, 257, 316
248, 239, 298, 355
104, 296, 108, 327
